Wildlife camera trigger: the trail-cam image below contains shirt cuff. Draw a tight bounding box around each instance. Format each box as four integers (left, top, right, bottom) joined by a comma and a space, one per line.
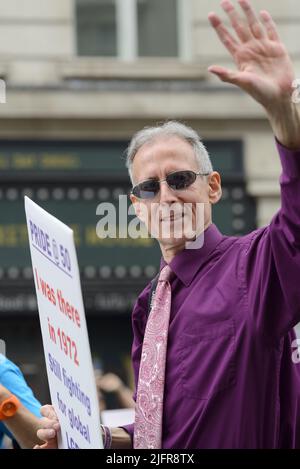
119, 423, 134, 446
275, 138, 300, 180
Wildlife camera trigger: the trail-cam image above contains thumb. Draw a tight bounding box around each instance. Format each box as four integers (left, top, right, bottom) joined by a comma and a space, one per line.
208, 65, 240, 85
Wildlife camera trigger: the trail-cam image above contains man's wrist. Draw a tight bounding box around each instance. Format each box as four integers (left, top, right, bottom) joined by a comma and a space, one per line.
266, 99, 300, 150
101, 424, 112, 449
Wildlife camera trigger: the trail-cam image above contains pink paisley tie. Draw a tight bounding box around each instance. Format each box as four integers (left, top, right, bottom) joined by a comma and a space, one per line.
134, 264, 174, 449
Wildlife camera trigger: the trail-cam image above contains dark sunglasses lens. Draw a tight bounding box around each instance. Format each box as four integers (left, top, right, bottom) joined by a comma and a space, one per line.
167, 171, 196, 190
133, 180, 160, 199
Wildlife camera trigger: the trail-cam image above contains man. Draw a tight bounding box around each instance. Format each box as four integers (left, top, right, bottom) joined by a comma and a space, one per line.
36, 0, 300, 448
0, 354, 43, 448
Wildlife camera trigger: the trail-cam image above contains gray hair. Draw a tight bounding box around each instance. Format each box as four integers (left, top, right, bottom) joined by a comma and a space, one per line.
126, 120, 213, 185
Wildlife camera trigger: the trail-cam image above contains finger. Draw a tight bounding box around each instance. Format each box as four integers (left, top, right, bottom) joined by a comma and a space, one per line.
34, 442, 55, 450
37, 428, 57, 441
208, 65, 240, 85
39, 417, 60, 431
238, 0, 265, 39
40, 405, 58, 420
221, 0, 251, 43
260, 10, 280, 41
209, 66, 257, 93
208, 13, 239, 57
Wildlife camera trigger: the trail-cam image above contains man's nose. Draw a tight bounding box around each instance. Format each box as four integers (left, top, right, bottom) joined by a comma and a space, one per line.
158, 180, 178, 203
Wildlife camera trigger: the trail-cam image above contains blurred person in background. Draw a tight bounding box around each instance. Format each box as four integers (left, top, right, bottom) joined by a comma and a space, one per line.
93, 358, 134, 411
95, 372, 134, 410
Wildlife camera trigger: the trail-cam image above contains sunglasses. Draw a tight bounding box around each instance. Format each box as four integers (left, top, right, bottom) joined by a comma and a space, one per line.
131, 170, 210, 200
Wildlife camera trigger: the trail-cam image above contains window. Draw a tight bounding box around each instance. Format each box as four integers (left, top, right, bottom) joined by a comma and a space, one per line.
76, 0, 189, 59
76, 0, 117, 56
137, 0, 178, 57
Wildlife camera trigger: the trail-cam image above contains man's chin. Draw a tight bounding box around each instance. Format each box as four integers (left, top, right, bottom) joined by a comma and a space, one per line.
157, 233, 197, 247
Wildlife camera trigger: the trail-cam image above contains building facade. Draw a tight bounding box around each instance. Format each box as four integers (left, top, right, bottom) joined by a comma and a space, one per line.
0, 0, 299, 400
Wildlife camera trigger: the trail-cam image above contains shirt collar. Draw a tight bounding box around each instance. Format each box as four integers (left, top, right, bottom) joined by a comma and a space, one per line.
160, 223, 224, 287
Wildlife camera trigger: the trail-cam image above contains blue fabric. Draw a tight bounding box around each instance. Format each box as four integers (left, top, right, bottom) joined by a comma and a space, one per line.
0, 354, 41, 447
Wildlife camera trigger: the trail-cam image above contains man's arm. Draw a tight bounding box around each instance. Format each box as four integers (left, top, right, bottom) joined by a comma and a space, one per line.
208, 0, 300, 149
208, 1, 300, 341
0, 384, 43, 448
110, 427, 132, 449
35, 405, 132, 449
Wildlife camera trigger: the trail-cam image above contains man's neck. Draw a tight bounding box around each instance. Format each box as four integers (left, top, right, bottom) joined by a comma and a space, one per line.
160, 221, 212, 264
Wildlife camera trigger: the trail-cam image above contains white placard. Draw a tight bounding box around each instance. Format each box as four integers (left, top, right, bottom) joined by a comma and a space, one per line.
24, 197, 103, 449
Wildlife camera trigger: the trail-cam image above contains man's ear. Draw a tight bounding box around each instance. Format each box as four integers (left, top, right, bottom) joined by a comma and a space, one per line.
130, 194, 147, 223
130, 193, 138, 215
208, 172, 222, 205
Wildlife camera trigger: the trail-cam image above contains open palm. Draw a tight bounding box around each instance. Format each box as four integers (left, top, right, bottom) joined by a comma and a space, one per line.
208, 0, 295, 109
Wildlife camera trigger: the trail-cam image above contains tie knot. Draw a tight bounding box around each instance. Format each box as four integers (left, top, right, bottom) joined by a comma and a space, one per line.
158, 264, 174, 283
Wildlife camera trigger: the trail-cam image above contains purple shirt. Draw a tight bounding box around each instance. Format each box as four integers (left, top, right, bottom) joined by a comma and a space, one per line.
122, 140, 300, 448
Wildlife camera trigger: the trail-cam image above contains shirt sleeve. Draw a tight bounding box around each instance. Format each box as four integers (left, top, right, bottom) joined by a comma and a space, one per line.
243, 139, 300, 342
119, 282, 151, 444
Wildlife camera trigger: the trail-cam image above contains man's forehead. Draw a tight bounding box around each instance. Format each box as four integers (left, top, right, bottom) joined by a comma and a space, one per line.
131, 136, 199, 183
133, 137, 197, 171
136, 135, 193, 156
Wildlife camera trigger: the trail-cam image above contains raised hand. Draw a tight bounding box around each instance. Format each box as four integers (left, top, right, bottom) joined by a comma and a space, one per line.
208, 0, 300, 148
208, 0, 295, 109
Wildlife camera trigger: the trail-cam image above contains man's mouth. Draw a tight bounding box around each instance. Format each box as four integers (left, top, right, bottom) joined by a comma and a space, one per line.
160, 213, 184, 222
